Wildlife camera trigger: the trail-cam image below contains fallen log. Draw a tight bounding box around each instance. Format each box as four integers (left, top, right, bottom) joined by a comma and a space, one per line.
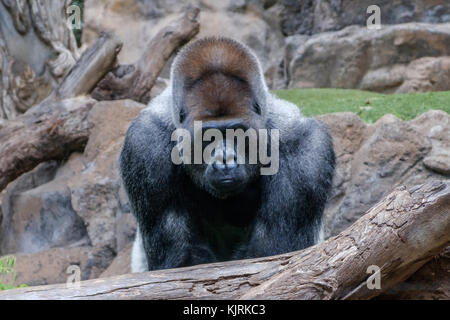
0, 33, 122, 192
91, 7, 200, 104
0, 180, 448, 300
50, 33, 123, 101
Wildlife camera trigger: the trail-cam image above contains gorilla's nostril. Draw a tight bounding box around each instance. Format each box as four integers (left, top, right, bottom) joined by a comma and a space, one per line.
225, 161, 237, 170
212, 161, 226, 171
212, 160, 237, 172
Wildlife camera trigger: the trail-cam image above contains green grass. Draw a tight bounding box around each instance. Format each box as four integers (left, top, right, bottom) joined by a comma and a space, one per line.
273, 88, 450, 124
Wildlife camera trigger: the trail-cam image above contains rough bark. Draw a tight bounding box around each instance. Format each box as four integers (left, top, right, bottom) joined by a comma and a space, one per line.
48, 32, 122, 101
91, 6, 200, 104
0, 0, 79, 119
0, 33, 122, 192
0, 180, 448, 300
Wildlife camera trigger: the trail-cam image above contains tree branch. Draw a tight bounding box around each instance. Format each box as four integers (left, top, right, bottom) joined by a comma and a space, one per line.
1, 180, 448, 300
49, 32, 123, 101
0, 33, 122, 192
91, 7, 200, 104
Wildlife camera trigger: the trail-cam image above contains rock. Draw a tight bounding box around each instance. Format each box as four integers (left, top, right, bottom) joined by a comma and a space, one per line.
318, 112, 367, 196
277, 0, 450, 36
83, 2, 450, 92
320, 113, 437, 237
283, 23, 450, 93
100, 245, 132, 278
0, 100, 143, 285
396, 56, 450, 93
411, 110, 450, 176
2, 247, 92, 286
0, 182, 88, 254
423, 155, 450, 175
410, 110, 450, 137
68, 100, 142, 252
0, 161, 89, 254
318, 113, 368, 236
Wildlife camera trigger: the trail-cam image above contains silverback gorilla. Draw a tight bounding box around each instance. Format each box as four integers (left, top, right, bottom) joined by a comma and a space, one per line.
119, 37, 336, 272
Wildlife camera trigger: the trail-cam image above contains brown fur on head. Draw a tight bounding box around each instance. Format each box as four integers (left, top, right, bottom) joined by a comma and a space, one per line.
175, 38, 258, 83
184, 72, 253, 122
170, 37, 268, 127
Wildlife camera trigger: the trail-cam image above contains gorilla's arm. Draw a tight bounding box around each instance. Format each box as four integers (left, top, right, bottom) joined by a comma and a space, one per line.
236, 117, 336, 259
120, 111, 216, 270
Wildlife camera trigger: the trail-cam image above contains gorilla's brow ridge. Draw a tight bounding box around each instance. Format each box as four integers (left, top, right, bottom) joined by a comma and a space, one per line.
185, 70, 248, 91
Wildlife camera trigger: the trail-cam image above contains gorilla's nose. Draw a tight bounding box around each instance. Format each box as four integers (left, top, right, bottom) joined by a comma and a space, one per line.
212, 160, 237, 172
211, 140, 238, 173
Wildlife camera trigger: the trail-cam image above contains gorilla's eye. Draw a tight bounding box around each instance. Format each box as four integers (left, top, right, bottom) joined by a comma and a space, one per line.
252, 101, 261, 115
179, 108, 186, 123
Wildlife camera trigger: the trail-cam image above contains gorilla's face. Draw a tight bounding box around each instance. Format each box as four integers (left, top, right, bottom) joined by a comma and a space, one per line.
184, 130, 261, 199
178, 72, 264, 199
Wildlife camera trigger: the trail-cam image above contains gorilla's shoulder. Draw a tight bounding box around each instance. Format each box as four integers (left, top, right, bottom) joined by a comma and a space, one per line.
120, 88, 176, 188
126, 88, 175, 149
267, 94, 329, 145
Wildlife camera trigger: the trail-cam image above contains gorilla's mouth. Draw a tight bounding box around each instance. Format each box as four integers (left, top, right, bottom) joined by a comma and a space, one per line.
209, 177, 247, 198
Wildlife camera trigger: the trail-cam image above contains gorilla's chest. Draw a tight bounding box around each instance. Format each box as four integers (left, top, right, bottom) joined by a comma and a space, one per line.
188, 183, 261, 261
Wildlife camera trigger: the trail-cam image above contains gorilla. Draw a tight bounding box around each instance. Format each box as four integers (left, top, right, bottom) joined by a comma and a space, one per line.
119, 37, 336, 272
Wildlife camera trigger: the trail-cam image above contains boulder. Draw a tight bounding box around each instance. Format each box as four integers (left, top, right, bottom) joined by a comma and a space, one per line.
0, 161, 89, 254
1, 245, 117, 286
100, 244, 132, 278
2, 247, 91, 287
318, 111, 450, 237
396, 56, 450, 93
277, 0, 450, 36
67, 100, 142, 252
410, 110, 450, 176
283, 23, 450, 93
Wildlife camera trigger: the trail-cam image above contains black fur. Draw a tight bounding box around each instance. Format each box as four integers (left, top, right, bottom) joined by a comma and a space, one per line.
120, 107, 335, 271
119, 38, 336, 271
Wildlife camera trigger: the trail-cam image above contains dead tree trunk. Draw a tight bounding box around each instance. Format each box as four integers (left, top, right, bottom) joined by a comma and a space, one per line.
0, 0, 79, 119
0, 180, 448, 300
91, 7, 200, 104
0, 33, 122, 192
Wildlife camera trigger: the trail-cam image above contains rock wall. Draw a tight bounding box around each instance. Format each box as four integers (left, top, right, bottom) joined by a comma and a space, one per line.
281, 23, 450, 92
0, 99, 144, 284
82, 0, 450, 93
277, 0, 450, 36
